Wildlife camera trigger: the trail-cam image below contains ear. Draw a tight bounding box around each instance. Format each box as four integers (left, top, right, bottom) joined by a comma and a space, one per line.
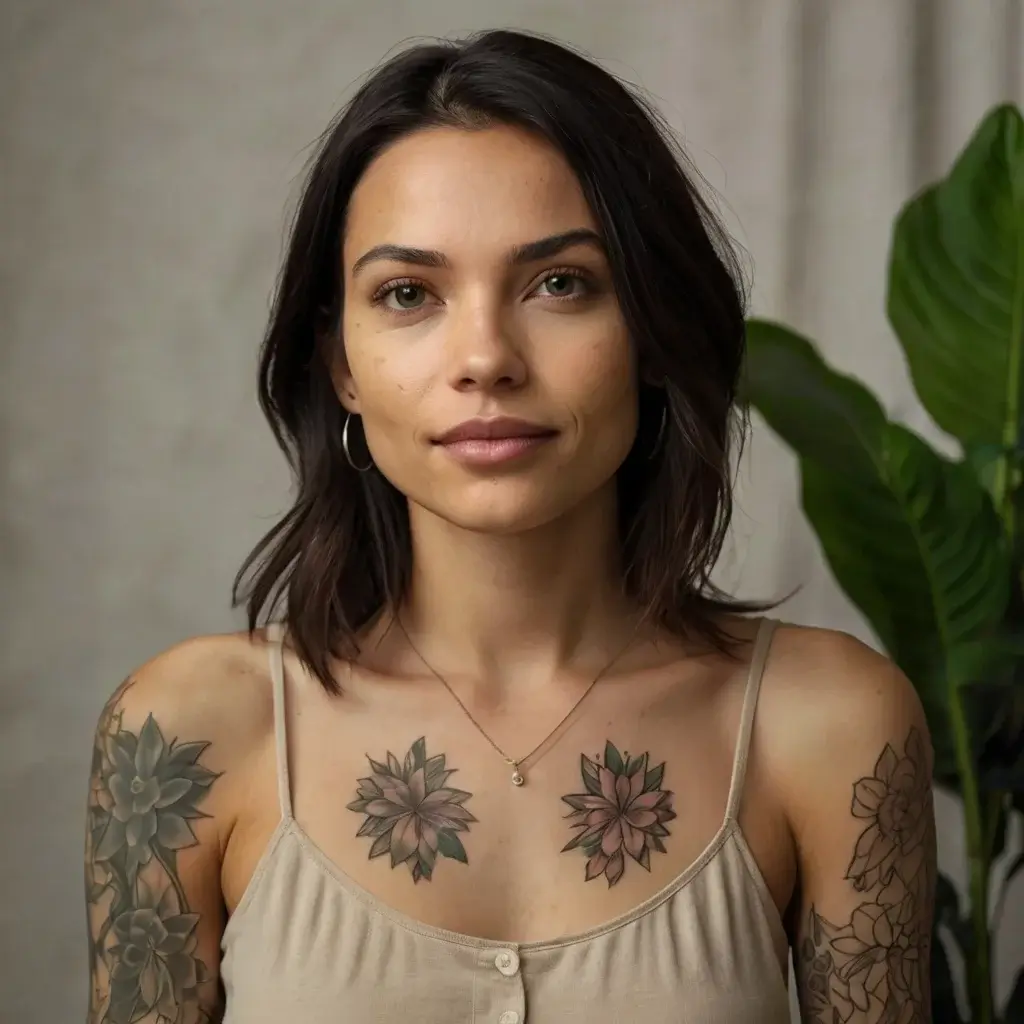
318, 327, 361, 416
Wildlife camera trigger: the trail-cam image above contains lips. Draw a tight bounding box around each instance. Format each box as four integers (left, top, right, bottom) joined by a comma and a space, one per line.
434, 417, 558, 445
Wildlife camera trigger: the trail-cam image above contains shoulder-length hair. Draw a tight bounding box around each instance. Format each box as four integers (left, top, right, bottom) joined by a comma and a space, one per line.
234, 28, 760, 694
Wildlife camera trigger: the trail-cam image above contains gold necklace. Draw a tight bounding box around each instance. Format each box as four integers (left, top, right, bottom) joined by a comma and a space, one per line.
394, 615, 641, 787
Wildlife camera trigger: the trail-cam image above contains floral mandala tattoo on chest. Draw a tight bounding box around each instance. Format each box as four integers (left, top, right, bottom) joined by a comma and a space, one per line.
346, 737, 477, 883
561, 741, 676, 886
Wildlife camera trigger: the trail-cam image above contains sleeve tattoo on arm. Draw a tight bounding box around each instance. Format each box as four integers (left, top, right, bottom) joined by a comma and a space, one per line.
86, 681, 221, 1023
797, 727, 936, 1023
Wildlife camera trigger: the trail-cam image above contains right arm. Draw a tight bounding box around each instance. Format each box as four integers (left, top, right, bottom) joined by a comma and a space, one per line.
84, 638, 261, 1023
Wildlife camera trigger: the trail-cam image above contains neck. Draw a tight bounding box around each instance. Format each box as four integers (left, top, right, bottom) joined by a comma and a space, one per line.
394, 485, 646, 689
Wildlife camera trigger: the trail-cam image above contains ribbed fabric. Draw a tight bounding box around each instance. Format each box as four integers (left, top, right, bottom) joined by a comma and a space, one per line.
221, 619, 791, 1023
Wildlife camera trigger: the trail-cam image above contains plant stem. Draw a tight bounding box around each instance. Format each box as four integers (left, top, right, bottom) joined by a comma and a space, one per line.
152, 844, 189, 912
949, 688, 993, 1023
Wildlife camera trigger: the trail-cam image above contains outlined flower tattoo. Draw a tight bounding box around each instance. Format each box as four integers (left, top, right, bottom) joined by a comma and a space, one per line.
796, 727, 935, 1024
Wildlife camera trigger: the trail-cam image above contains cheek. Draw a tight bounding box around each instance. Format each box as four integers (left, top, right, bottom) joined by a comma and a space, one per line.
561, 335, 638, 445
341, 349, 440, 487
344, 329, 432, 408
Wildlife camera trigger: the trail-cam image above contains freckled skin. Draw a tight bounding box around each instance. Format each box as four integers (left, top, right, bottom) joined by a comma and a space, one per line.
330, 124, 639, 538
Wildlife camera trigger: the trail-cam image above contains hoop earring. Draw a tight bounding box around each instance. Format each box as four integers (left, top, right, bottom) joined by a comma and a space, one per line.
648, 404, 668, 461
342, 413, 374, 472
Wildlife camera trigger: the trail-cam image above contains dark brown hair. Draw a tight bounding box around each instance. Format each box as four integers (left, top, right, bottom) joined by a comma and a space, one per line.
234, 28, 761, 694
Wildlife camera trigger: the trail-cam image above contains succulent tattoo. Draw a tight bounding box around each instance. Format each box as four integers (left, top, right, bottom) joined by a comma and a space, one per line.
561, 741, 676, 886
85, 680, 220, 1023
797, 727, 935, 1023
346, 737, 477, 883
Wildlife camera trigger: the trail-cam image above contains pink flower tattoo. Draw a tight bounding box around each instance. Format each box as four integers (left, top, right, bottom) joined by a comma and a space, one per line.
561, 741, 676, 886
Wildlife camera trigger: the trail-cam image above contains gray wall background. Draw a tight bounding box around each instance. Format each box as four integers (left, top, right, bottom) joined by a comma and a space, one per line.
2, 1, 1022, 1020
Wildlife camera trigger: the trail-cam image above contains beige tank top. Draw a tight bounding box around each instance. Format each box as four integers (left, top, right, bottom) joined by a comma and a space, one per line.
221, 619, 792, 1023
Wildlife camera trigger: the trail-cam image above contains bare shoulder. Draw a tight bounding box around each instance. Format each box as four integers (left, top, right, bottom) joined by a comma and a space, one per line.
98, 628, 276, 739
90, 628, 278, 833
763, 621, 927, 744
757, 620, 934, 878
756, 621, 932, 820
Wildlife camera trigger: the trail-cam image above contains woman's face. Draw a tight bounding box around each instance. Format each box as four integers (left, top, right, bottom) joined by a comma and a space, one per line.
334, 123, 638, 535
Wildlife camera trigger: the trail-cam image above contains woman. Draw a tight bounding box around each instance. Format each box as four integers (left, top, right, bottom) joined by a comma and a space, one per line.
84, 29, 935, 1024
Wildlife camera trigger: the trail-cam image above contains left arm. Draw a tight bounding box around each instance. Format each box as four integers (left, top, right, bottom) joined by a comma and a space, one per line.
779, 634, 936, 1024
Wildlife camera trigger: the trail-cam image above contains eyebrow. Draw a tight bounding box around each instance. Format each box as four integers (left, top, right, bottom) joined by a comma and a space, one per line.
350, 228, 605, 277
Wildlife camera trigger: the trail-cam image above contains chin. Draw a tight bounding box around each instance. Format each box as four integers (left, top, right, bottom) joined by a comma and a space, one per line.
415, 480, 579, 537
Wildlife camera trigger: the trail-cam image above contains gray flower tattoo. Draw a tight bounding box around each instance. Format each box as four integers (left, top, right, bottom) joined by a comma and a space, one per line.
86, 680, 220, 1023
346, 737, 477, 883
93, 711, 216, 880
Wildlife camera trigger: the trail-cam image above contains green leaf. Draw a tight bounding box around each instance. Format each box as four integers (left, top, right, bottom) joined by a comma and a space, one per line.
136, 715, 166, 777
744, 322, 1011, 775
887, 104, 1024, 450
964, 442, 1019, 501
156, 812, 197, 851
418, 840, 436, 876
644, 764, 665, 793
954, 637, 1024, 791
166, 740, 209, 769
410, 737, 427, 770
424, 754, 447, 783
603, 741, 624, 774
581, 756, 602, 796
436, 829, 468, 863
368, 830, 391, 859
561, 830, 588, 853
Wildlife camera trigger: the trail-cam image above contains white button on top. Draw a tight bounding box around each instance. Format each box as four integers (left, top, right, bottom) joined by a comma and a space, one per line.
494, 948, 520, 977
498, 1012, 520, 1024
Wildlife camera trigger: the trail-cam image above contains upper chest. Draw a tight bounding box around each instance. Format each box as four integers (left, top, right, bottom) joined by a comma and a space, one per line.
222, 658, 797, 945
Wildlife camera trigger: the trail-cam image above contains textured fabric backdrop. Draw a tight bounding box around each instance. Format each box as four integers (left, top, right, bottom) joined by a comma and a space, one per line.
2, 2, 1021, 1020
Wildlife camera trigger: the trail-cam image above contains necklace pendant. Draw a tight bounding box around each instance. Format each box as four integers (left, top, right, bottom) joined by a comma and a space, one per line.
511, 769, 525, 787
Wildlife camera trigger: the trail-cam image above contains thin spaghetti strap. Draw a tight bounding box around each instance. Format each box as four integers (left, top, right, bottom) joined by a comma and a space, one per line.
265, 622, 294, 822
724, 617, 779, 823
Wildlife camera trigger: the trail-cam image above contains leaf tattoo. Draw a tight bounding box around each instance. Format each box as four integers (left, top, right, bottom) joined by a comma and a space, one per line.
346, 737, 477, 884
86, 680, 221, 1023
561, 741, 676, 886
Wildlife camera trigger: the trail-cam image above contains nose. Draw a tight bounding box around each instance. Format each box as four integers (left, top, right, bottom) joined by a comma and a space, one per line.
444, 300, 528, 394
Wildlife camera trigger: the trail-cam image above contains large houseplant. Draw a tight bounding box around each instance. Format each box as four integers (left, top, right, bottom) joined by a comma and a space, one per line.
742, 104, 1024, 1023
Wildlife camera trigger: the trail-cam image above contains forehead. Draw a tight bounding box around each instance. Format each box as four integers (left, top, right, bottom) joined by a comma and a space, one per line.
343, 124, 597, 263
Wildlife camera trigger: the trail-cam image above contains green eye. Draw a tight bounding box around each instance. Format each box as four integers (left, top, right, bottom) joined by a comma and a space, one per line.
535, 271, 591, 300
544, 275, 576, 296
388, 284, 426, 309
